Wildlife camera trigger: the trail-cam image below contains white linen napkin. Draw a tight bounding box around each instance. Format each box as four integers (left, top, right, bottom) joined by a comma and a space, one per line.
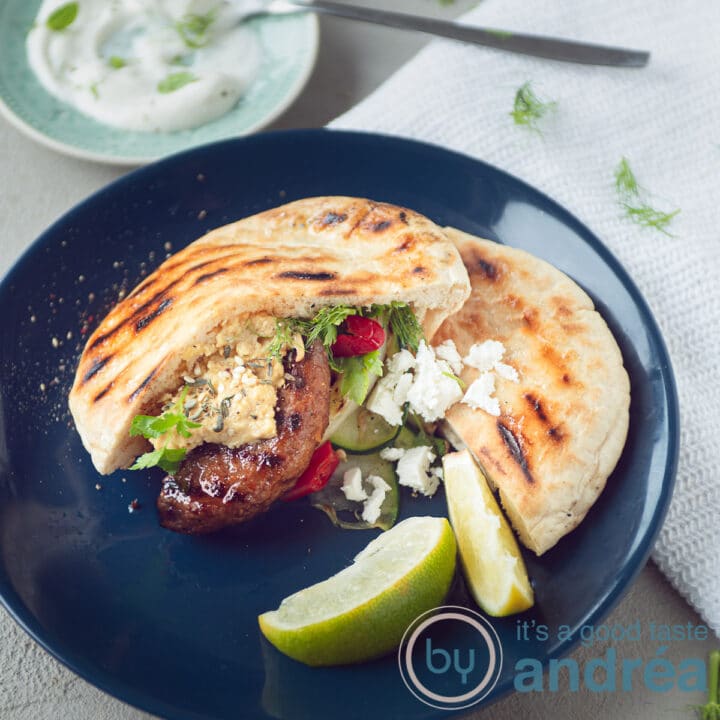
331, 0, 720, 632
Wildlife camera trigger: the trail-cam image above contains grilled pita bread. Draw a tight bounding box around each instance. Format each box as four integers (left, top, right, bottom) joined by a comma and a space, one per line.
434, 228, 630, 555
69, 197, 471, 475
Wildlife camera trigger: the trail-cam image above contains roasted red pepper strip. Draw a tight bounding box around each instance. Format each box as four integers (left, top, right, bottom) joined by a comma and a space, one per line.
282, 441, 340, 502
331, 315, 386, 357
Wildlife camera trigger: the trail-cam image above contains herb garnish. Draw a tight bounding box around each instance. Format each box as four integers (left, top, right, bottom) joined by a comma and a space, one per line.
511, 81, 556, 132
442, 370, 466, 389
130, 387, 201, 474
407, 409, 448, 458
268, 303, 423, 401
385, 302, 424, 353
692, 650, 720, 719
270, 302, 423, 359
268, 319, 299, 359
108, 55, 126, 69
46, 2, 78, 31
614, 157, 680, 235
175, 10, 216, 49
157, 72, 198, 94
337, 350, 384, 405
304, 305, 359, 348
268, 306, 359, 364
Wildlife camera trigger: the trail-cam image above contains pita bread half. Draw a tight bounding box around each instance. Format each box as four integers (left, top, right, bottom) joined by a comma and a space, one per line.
69, 197, 471, 475
434, 228, 630, 556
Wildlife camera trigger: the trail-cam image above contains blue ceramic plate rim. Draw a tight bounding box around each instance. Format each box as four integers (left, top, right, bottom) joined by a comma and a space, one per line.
0, 129, 680, 720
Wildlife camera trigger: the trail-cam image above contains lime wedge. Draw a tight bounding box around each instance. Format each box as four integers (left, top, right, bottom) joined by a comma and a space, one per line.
258, 516, 456, 666
443, 450, 534, 616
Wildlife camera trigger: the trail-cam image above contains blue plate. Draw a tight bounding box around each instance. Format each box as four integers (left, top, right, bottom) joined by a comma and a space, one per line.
0, 130, 678, 719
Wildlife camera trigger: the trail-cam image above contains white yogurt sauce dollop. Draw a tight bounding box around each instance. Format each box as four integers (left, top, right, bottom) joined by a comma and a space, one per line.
27, 0, 261, 132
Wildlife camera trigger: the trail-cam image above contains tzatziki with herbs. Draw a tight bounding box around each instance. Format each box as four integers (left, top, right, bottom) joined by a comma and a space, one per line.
26, 0, 261, 132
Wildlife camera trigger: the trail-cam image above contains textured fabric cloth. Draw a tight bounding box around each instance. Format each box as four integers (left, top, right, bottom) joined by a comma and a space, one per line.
331, 0, 720, 632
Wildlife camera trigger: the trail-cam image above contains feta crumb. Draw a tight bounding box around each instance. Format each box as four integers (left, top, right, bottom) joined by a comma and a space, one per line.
379, 447, 405, 462
361, 475, 391, 524
463, 340, 505, 372
341, 467, 367, 502
462, 372, 500, 416
366, 372, 405, 426
387, 349, 416, 374
392, 372, 413, 406
396, 446, 439, 497
434, 340, 463, 375
405, 342, 463, 422
495, 362, 520, 383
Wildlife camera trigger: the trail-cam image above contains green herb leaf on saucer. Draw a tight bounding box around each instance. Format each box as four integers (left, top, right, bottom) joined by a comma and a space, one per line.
157, 72, 198, 94
47, 2, 79, 31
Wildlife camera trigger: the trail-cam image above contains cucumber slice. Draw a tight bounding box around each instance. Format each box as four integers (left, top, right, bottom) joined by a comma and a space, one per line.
330, 405, 399, 454
310, 453, 399, 531
395, 423, 449, 457
395, 425, 424, 450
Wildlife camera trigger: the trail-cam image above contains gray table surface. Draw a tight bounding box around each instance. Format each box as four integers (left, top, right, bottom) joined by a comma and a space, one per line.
0, 1, 714, 718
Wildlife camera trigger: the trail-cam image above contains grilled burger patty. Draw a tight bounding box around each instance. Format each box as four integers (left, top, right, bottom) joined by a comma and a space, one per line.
157, 341, 331, 534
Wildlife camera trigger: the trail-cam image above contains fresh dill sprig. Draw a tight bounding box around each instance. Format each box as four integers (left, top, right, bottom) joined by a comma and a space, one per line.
268, 319, 300, 359
621, 205, 680, 233
615, 157, 640, 196
614, 157, 680, 236
270, 303, 422, 398
304, 305, 359, 348
267, 307, 359, 368
510, 81, 557, 132
386, 302, 424, 353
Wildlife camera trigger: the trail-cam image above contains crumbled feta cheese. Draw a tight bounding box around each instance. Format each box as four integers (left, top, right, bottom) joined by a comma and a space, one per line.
392, 372, 413, 406
370, 340, 516, 426
341, 467, 368, 502
495, 362, 520, 383
405, 342, 463, 422
463, 340, 505, 372
379, 447, 406, 462
361, 475, 391, 524
387, 349, 416, 374
462, 372, 500, 416
396, 446, 439, 497
366, 371, 405, 426
369, 342, 463, 425
434, 339, 463, 375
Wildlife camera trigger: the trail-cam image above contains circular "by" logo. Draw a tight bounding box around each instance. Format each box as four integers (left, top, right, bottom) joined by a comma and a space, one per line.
397, 605, 503, 711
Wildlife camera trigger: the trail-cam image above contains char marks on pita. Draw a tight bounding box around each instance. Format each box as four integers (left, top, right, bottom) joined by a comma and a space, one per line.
69, 197, 471, 475
435, 228, 630, 555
